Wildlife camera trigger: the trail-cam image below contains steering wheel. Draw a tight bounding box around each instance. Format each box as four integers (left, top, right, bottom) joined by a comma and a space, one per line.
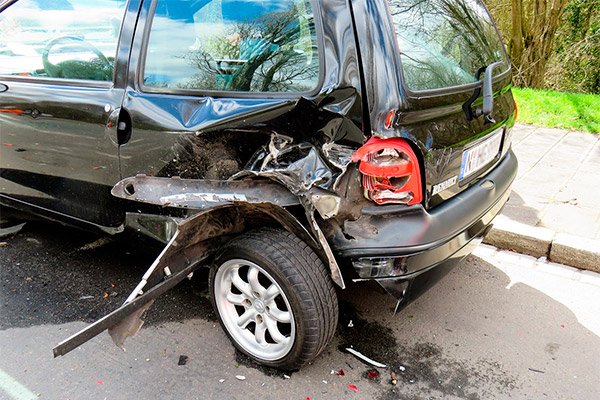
42, 36, 113, 80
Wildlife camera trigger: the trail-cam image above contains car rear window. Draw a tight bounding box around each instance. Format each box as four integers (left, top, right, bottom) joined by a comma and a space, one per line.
388, 0, 509, 91
142, 0, 320, 93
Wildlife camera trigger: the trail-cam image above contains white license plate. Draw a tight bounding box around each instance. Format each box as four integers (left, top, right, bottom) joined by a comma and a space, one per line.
459, 129, 503, 180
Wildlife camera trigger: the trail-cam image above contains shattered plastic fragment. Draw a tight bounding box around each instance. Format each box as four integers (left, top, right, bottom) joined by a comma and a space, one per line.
345, 348, 386, 368
399, 365, 406, 372
178, 355, 188, 365
367, 371, 378, 378
284, 374, 291, 379
0, 222, 26, 238
235, 375, 246, 381
348, 320, 353, 328
336, 369, 345, 376
79, 295, 94, 300
97, 381, 104, 385
219, 379, 225, 383
347, 384, 358, 392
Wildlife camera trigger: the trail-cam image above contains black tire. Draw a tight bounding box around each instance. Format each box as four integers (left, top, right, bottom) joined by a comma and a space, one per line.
209, 227, 338, 370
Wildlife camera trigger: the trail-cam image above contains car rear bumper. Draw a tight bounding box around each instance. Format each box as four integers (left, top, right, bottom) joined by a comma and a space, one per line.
330, 148, 518, 302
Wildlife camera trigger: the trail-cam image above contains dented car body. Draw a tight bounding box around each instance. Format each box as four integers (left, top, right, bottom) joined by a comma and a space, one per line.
0, 0, 517, 368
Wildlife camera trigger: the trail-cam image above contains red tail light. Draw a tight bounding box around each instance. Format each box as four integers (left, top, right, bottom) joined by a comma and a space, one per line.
352, 137, 422, 205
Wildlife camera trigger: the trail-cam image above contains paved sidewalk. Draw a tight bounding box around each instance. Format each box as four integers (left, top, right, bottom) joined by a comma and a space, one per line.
484, 123, 600, 272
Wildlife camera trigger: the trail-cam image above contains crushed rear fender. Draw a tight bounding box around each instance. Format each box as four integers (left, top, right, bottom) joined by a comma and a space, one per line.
54, 176, 345, 356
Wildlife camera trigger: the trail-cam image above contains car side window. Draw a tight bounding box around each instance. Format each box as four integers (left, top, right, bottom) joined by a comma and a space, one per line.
0, 0, 126, 81
143, 0, 320, 93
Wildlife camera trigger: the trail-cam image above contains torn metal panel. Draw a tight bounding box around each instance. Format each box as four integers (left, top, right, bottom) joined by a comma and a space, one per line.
125, 213, 181, 244
108, 301, 155, 351
240, 142, 336, 192
307, 210, 345, 288
53, 205, 249, 356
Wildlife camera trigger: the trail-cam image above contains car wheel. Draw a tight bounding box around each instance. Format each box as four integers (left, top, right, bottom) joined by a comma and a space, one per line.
210, 227, 338, 370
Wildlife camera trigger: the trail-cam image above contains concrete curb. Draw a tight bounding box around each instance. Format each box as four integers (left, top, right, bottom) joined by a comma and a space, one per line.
484, 215, 600, 273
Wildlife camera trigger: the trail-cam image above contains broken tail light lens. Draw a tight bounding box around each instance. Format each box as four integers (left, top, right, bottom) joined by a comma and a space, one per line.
352, 137, 422, 205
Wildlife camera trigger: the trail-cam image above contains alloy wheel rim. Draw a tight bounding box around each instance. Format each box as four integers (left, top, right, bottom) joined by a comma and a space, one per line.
214, 259, 295, 360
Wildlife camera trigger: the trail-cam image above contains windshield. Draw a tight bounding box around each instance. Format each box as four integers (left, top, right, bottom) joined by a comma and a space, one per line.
388, 0, 509, 91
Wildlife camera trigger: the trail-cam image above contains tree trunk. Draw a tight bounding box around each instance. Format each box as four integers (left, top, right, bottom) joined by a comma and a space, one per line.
508, 0, 569, 88
511, 0, 524, 65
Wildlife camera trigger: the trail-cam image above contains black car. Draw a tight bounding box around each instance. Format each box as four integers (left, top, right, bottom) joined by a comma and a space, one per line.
0, 0, 517, 369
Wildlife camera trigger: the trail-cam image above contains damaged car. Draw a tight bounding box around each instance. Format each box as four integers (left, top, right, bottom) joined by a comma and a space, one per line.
0, 0, 517, 369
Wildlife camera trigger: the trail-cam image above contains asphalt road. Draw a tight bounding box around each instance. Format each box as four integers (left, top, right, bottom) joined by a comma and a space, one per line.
1, 221, 599, 400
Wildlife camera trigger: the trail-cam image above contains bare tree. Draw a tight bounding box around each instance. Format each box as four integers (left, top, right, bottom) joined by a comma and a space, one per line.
489, 0, 571, 88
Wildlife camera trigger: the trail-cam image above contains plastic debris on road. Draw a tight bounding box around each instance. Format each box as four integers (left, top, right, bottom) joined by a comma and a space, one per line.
345, 347, 386, 368
348, 320, 353, 327
336, 368, 345, 376
367, 371, 378, 379
347, 384, 358, 392
235, 375, 246, 381
178, 355, 188, 365
528, 368, 545, 373
399, 365, 406, 371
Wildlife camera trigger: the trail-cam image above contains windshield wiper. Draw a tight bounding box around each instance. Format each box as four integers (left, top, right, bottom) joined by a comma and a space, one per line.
462, 61, 504, 124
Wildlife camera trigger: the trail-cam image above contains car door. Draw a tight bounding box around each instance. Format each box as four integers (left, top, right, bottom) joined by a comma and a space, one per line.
0, 0, 139, 228
117, 0, 325, 182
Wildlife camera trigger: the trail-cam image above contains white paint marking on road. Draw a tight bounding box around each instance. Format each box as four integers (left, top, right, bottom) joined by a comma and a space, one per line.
0, 368, 37, 400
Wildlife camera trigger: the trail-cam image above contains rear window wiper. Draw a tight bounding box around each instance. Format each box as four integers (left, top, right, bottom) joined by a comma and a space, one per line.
462, 61, 504, 124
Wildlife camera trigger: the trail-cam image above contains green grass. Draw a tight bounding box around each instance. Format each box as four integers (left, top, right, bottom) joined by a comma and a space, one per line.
512, 87, 600, 133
